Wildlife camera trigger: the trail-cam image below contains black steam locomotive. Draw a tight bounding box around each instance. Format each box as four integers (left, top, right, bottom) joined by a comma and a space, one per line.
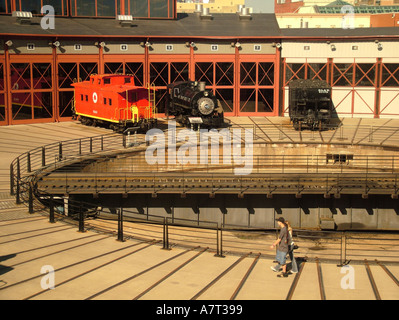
289, 79, 333, 131
167, 81, 225, 129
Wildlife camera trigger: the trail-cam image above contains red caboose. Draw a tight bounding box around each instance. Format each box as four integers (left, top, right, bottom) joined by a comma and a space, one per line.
72, 74, 157, 132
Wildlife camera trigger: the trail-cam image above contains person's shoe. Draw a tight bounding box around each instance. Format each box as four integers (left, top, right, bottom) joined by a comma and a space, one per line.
289, 270, 298, 274
277, 272, 289, 278
271, 266, 279, 272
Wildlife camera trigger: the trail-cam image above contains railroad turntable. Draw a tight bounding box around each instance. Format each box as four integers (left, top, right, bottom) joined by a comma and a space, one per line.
21, 117, 399, 232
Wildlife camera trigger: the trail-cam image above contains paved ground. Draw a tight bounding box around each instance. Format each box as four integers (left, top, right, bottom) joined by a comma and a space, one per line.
0, 119, 399, 301
0, 212, 398, 300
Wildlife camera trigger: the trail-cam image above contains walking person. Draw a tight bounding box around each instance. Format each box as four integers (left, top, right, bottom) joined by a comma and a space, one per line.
286, 220, 298, 274
270, 217, 291, 278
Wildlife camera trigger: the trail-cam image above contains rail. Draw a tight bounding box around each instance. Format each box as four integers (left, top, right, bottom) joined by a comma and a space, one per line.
8, 122, 399, 265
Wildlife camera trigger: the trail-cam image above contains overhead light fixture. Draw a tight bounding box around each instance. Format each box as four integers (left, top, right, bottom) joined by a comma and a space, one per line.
330, 44, 336, 51
140, 41, 152, 49
52, 41, 60, 47
186, 41, 196, 48
231, 41, 241, 48
12, 11, 32, 25
5, 40, 13, 47
377, 42, 383, 51
95, 41, 106, 48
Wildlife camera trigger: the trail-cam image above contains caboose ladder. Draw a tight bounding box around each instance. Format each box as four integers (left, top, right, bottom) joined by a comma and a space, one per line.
147, 83, 156, 119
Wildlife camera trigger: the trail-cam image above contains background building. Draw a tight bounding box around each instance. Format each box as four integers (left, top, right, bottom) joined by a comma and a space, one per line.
177, 0, 245, 13
275, 0, 399, 13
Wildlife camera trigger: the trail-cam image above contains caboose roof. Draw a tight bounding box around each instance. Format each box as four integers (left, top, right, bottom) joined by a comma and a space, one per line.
71, 74, 145, 93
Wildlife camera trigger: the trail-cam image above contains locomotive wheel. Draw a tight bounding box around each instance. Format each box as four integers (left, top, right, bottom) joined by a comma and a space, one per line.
293, 120, 302, 131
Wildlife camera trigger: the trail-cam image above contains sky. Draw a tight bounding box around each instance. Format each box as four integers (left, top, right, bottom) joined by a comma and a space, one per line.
246, 0, 275, 13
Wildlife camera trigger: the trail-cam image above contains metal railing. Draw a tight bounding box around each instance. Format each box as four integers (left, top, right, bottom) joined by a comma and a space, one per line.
39, 195, 399, 264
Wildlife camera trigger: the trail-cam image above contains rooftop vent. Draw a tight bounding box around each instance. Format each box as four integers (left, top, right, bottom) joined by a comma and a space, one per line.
12, 11, 32, 25
236, 4, 245, 14
200, 7, 213, 21
117, 15, 133, 27
239, 7, 252, 21
195, 4, 203, 14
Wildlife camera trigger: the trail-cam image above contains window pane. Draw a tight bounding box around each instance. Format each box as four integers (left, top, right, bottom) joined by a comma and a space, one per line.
59, 91, 74, 118
258, 89, 274, 113
33, 63, 52, 89
308, 63, 327, 81
259, 62, 274, 86
12, 93, 32, 120
285, 63, 305, 84
19, 0, 41, 14
381, 64, 399, 87
97, 0, 115, 16
171, 62, 189, 83
355, 64, 375, 86
195, 63, 213, 86
240, 89, 256, 113
75, 0, 96, 16
150, 63, 168, 86
34, 92, 53, 119
215, 89, 234, 113
79, 63, 98, 81
216, 62, 234, 86
0, 94, 5, 121
129, 0, 148, 17
0, 63, 4, 91
11, 63, 31, 90
333, 63, 354, 86
240, 63, 256, 86
105, 62, 124, 74
126, 62, 144, 86
150, 0, 168, 17
43, 0, 64, 15
155, 89, 167, 113
58, 63, 77, 88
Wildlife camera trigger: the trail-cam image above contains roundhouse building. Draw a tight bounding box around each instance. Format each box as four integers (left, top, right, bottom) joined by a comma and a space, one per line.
0, 1, 398, 126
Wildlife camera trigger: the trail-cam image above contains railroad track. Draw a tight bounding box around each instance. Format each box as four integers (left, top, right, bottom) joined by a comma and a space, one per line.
36, 171, 399, 197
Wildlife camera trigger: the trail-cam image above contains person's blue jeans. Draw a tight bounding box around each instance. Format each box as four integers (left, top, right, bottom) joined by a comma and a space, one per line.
274, 250, 287, 270
288, 245, 298, 273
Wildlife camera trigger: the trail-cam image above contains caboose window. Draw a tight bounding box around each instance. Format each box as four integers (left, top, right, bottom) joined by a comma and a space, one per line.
104, 78, 111, 85
85, 95, 88, 101
124, 78, 131, 84
104, 98, 107, 105
109, 98, 112, 106
80, 94, 83, 101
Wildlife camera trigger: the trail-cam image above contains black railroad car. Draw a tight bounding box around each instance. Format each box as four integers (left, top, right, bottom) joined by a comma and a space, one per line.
289, 79, 333, 131
167, 81, 225, 129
